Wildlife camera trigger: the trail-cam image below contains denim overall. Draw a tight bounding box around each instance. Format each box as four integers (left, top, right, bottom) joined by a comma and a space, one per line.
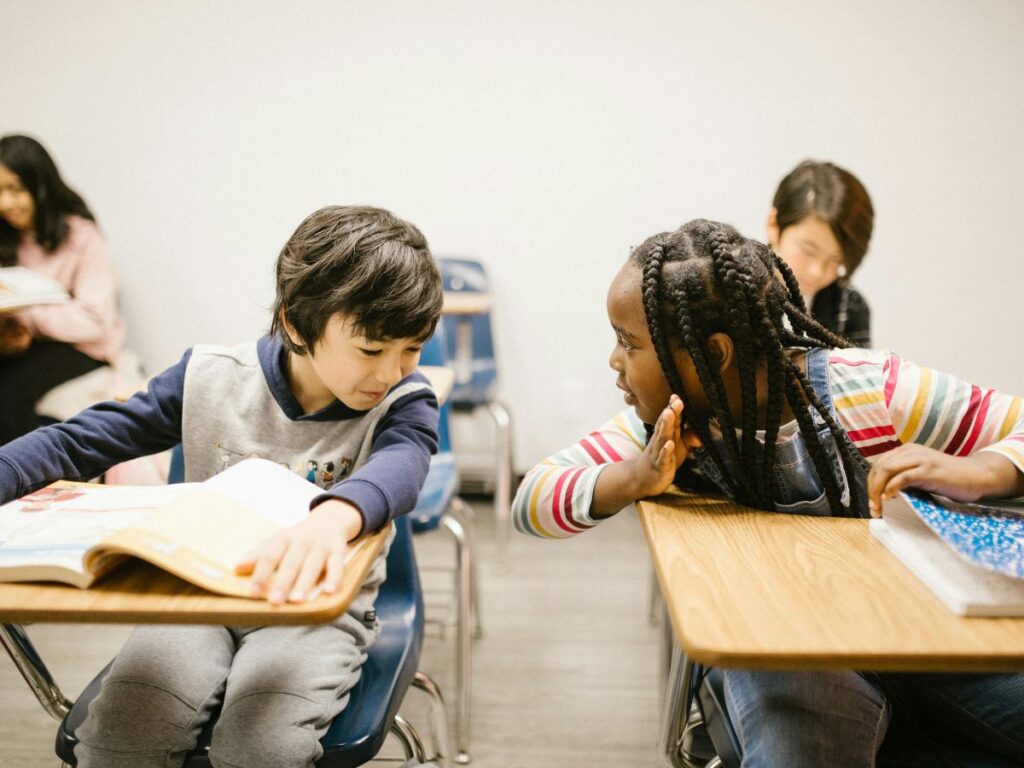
689, 347, 870, 518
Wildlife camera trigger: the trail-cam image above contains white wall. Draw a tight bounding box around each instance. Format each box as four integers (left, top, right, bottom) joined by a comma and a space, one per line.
4, 0, 1022, 471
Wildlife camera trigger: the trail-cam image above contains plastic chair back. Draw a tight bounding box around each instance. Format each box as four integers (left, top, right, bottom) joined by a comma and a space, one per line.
438, 257, 498, 405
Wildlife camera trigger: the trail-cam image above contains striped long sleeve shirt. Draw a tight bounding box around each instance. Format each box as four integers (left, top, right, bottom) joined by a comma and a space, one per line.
513, 349, 1024, 538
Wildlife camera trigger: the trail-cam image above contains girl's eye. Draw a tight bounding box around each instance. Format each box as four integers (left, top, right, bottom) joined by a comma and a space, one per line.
617, 335, 633, 351
359, 348, 383, 357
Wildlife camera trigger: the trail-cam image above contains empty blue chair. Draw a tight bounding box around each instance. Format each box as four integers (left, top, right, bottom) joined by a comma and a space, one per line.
437, 257, 514, 570
54, 447, 449, 767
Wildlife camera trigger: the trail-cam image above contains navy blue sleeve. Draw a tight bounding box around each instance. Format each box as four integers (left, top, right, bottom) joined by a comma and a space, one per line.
0, 350, 192, 504
312, 373, 440, 536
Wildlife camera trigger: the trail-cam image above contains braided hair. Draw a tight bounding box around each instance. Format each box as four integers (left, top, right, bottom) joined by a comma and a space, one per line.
632, 219, 870, 516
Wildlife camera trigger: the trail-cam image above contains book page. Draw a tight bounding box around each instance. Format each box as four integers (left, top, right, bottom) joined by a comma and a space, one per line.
200, 458, 323, 527
91, 459, 330, 597
0, 482, 192, 584
0, 266, 70, 311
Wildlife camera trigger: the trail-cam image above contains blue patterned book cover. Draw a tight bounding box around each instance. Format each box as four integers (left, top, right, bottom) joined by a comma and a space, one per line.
900, 492, 1024, 580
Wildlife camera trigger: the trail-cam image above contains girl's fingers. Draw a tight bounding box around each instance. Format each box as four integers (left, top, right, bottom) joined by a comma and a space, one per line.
659, 440, 675, 470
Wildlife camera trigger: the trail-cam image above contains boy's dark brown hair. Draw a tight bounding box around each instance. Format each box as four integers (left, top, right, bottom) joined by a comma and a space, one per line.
271, 205, 443, 354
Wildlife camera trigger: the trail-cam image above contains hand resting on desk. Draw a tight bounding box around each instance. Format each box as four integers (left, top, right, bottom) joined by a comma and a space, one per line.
867, 443, 1024, 517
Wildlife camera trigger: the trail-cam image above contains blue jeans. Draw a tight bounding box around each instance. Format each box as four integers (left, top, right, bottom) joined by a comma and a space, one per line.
724, 669, 1024, 767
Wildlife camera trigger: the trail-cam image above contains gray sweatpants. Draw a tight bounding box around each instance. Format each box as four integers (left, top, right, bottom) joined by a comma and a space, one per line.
76, 544, 389, 768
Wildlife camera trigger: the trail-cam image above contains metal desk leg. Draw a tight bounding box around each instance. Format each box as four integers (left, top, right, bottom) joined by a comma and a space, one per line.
0, 623, 72, 721
660, 635, 693, 768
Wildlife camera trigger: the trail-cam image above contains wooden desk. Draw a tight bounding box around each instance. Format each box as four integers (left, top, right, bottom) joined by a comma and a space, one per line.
420, 364, 454, 405
441, 292, 491, 316
639, 491, 1024, 672
0, 526, 388, 627
640, 491, 1024, 767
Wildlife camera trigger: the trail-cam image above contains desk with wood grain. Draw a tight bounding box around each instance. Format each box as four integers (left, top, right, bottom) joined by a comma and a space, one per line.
638, 490, 1024, 671
638, 491, 1024, 766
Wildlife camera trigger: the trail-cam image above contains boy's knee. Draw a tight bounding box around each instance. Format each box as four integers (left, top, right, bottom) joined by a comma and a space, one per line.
210, 691, 339, 768
76, 680, 208, 764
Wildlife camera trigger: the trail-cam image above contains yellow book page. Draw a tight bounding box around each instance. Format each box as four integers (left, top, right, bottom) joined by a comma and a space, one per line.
88, 490, 279, 597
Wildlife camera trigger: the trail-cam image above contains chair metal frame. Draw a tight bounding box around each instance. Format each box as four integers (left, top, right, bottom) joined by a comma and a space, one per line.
437, 257, 514, 571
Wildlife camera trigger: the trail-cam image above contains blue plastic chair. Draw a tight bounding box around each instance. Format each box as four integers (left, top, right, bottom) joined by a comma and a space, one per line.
437, 257, 514, 570
54, 447, 449, 767
412, 325, 478, 764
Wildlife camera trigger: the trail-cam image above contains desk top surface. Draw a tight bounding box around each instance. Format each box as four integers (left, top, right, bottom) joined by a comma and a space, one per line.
638, 493, 1024, 672
0, 526, 387, 626
442, 292, 491, 315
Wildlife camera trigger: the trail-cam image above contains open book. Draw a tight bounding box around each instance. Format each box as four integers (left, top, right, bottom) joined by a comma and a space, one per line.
0, 266, 69, 311
0, 458, 368, 598
871, 491, 1024, 616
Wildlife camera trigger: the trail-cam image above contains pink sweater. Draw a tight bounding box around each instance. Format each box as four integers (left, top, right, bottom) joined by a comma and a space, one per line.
14, 216, 125, 363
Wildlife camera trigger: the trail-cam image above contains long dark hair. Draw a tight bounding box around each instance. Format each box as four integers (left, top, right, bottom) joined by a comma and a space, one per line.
773, 160, 874, 279
0, 135, 95, 265
633, 219, 870, 516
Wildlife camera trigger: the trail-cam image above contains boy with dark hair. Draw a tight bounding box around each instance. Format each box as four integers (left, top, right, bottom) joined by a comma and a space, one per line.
0, 205, 444, 768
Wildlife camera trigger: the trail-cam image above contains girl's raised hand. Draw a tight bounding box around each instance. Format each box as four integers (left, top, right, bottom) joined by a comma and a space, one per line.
633, 394, 702, 498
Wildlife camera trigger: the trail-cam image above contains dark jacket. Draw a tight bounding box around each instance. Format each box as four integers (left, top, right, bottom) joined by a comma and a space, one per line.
811, 281, 871, 347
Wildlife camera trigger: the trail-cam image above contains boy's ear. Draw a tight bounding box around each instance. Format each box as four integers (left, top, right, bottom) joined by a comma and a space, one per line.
706, 332, 735, 375
279, 309, 305, 350
765, 207, 780, 248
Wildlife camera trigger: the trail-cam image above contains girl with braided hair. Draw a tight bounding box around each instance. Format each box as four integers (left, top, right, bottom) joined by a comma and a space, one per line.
512, 218, 1024, 765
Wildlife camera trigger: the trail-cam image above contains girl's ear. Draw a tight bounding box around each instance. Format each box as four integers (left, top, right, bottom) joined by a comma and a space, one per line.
765, 207, 780, 248
706, 332, 735, 375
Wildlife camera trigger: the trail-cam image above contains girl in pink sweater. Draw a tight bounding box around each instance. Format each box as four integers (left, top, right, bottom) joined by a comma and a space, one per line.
0, 135, 124, 444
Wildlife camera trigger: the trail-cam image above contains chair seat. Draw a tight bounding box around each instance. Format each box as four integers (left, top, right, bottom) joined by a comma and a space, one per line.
449, 367, 498, 408
409, 453, 458, 533
56, 518, 423, 768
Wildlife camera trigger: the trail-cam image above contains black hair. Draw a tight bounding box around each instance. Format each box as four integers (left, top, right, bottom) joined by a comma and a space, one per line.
0, 135, 95, 266
773, 160, 874, 279
270, 205, 443, 354
632, 219, 870, 517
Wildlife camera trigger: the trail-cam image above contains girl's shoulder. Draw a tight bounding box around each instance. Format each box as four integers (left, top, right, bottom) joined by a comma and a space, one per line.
825, 347, 900, 388
62, 215, 103, 250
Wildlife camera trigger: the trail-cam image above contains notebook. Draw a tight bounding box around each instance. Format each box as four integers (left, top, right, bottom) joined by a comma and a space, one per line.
871, 491, 1024, 617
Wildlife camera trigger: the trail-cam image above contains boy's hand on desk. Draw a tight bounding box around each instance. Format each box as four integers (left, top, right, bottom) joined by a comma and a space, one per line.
235, 499, 363, 605
867, 444, 1024, 517
632, 394, 701, 497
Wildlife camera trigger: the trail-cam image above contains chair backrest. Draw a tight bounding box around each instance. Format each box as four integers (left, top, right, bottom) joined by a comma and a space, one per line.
420, 324, 453, 454
437, 257, 498, 404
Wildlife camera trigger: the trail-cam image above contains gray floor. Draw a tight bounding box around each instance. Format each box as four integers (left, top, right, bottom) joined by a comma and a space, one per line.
0, 499, 662, 767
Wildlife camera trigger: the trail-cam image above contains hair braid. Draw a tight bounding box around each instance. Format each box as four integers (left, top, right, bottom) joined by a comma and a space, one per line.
711, 233, 763, 500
